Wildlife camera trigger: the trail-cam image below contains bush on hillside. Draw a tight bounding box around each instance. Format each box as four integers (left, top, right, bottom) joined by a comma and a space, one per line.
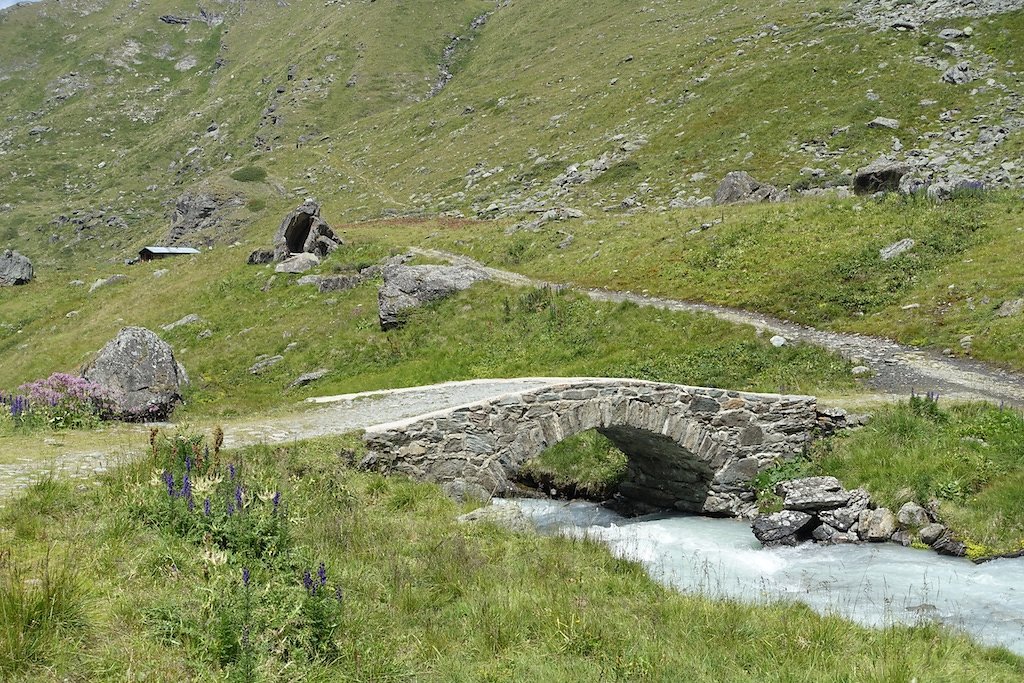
230, 166, 268, 183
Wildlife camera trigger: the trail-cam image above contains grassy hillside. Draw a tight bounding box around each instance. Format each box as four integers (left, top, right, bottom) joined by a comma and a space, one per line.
0, 0, 1021, 264
429, 191, 1024, 370
0, 230, 856, 421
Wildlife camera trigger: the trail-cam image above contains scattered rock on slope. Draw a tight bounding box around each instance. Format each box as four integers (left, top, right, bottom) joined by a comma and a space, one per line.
378, 264, 491, 330
0, 250, 33, 286
712, 171, 786, 205
82, 327, 189, 420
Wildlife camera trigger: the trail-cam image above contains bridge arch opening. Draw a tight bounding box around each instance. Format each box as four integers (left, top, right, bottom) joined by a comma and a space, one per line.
510, 402, 719, 513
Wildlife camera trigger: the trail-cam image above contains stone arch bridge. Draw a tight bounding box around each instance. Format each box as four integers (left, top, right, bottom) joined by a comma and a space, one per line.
363, 379, 839, 517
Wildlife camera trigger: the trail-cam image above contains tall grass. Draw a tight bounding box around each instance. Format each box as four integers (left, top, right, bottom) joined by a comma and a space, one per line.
0, 550, 84, 677
0, 433, 1021, 679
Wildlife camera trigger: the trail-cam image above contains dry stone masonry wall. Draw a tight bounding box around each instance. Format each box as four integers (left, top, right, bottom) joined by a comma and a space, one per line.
362, 379, 820, 518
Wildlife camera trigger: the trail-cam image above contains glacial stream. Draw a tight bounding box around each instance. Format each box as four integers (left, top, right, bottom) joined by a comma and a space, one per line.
503, 498, 1024, 655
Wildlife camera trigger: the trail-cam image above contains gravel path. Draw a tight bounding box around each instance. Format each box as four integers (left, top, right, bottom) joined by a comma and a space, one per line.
0, 378, 569, 502
412, 247, 1024, 407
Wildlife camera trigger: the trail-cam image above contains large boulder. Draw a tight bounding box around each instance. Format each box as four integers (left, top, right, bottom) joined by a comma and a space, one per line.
713, 171, 785, 205
272, 200, 340, 261
378, 264, 491, 330
853, 160, 911, 194
82, 327, 188, 420
275, 252, 320, 274
0, 249, 33, 286
751, 510, 816, 546
858, 507, 897, 542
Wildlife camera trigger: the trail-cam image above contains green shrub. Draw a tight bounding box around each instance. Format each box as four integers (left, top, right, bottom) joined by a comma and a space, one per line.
230, 166, 268, 183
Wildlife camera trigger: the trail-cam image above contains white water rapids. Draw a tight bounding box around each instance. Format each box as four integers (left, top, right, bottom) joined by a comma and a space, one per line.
504, 498, 1024, 654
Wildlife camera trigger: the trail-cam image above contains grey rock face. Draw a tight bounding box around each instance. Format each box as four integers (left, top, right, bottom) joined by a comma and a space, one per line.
880, 238, 915, 261
751, 510, 816, 546
275, 252, 320, 274
272, 200, 340, 261
919, 522, 947, 545
317, 274, 363, 293
165, 191, 243, 245
854, 160, 911, 194
378, 264, 491, 330
930, 529, 968, 557
867, 117, 900, 130
997, 298, 1024, 318
89, 274, 128, 293
0, 250, 33, 286
82, 327, 188, 421
858, 507, 897, 542
288, 369, 328, 389
443, 478, 492, 504
248, 355, 284, 375
897, 501, 931, 527
942, 61, 975, 85
161, 313, 203, 332
247, 249, 274, 265
818, 488, 872, 531
713, 171, 785, 205
776, 476, 851, 511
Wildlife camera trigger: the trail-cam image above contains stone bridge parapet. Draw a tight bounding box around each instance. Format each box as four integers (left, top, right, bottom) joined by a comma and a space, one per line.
362, 379, 820, 517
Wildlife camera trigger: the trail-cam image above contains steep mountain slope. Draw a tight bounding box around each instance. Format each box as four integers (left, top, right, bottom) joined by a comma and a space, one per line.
0, 0, 1022, 265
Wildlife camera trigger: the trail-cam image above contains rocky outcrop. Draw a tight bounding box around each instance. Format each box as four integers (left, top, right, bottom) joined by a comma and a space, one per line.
272, 200, 340, 262
0, 250, 33, 286
377, 264, 491, 330
713, 171, 786, 205
82, 327, 188, 421
853, 160, 911, 194
752, 476, 967, 556
165, 191, 243, 246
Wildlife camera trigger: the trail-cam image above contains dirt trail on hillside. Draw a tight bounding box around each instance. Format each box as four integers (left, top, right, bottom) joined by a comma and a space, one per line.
412, 247, 1024, 408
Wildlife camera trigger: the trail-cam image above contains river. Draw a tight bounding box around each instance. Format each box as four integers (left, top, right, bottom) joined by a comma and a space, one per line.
505, 498, 1024, 654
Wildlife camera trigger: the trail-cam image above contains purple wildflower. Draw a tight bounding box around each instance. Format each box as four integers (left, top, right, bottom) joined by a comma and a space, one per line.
272, 490, 281, 512
303, 570, 314, 594
229, 464, 236, 481
234, 485, 244, 511
181, 474, 193, 501
334, 585, 344, 605
162, 470, 175, 497
203, 497, 211, 516
227, 501, 235, 517
185, 455, 192, 473
242, 567, 251, 588
317, 562, 327, 587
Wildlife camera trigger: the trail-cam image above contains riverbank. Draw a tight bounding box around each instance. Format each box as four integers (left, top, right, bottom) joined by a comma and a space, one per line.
2, 432, 1022, 680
